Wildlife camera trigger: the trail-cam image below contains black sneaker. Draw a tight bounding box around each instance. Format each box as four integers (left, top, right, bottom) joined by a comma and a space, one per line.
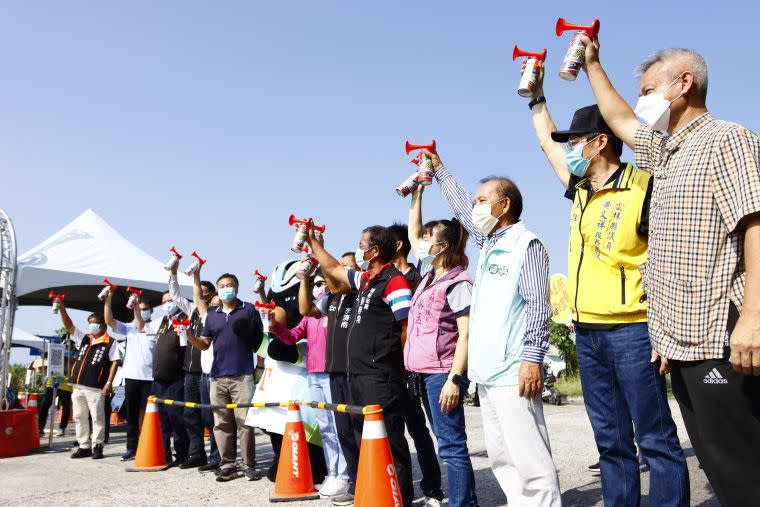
245, 468, 262, 481
179, 455, 207, 469
588, 462, 601, 475
198, 463, 220, 473
92, 444, 104, 459
167, 459, 182, 469
71, 447, 92, 459
216, 467, 238, 482
120, 450, 136, 462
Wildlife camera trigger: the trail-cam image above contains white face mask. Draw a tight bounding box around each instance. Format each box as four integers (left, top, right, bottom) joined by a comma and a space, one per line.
354, 246, 371, 270
634, 74, 684, 132
471, 198, 506, 235
163, 302, 178, 316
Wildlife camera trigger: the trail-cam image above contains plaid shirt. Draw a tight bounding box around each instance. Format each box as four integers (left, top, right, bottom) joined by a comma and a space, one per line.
635, 113, 760, 361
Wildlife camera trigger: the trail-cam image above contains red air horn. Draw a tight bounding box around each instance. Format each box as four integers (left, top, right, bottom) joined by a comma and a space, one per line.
184, 251, 206, 276
49, 291, 65, 314
313, 223, 326, 241
164, 246, 183, 271
289, 215, 313, 253
252, 269, 267, 293
126, 286, 143, 309
405, 139, 437, 155
512, 45, 547, 98
555, 17, 600, 82
98, 278, 117, 301
255, 301, 277, 323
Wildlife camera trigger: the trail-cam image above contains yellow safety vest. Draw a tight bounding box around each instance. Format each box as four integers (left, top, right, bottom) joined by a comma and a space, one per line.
567, 163, 650, 324
45, 374, 73, 392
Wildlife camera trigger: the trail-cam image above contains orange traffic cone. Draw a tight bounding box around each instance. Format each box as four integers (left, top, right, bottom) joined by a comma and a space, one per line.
270, 403, 320, 502
127, 396, 169, 472
28, 393, 40, 449
18, 391, 28, 408
354, 405, 403, 507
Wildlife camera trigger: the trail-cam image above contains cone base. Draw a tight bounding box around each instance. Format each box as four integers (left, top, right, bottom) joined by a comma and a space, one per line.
269, 490, 320, 503
126, 464, 170, 472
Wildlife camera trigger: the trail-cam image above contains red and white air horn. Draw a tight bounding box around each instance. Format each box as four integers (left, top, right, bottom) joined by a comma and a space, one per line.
49, 291, 65, 314
512, 45, 547, 98
289, 215, 313, 253
164, 246, 183, 271
253, 269, 267, 294
126, 286, 143, 309
98, 278, 117, 301
184, 251, 206, 276
555, 17, 600, 81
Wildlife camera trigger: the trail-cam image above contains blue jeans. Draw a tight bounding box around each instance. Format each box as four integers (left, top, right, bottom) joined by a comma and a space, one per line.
421, 373, 478, 507
308, 372, 348, 479
200, 374, 219, 464
576, 323, 689, 507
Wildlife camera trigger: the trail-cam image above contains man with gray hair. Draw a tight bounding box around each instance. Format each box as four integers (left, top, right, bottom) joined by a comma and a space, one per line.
576, 35, 760, 506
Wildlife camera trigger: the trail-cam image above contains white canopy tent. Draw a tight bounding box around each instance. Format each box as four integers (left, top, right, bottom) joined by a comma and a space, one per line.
16, 209, 193, 321
10, 327, 45, 351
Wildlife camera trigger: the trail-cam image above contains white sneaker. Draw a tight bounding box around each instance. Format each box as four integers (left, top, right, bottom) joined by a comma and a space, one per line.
318, 476, 336, 493
55, 429, 66, 437
424, 498, 442, 507
320, 477, 349, 498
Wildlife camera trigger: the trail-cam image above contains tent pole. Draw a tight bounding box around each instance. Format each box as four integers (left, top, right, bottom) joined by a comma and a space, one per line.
0, 208, 18, 410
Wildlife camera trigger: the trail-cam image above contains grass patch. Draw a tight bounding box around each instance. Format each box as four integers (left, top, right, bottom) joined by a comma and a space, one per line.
555, 372, 675, 399
556, 373, 583, 398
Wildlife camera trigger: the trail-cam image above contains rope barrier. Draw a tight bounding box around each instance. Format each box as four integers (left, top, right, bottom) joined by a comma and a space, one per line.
150, 397, 379, 415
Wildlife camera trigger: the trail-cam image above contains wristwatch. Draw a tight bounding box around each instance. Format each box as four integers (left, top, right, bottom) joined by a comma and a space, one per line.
448, 372, 465, 388
529, 96, 546, 110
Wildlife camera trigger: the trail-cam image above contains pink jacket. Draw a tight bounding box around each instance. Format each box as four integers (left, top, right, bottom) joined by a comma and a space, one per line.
269, 316, 328, 374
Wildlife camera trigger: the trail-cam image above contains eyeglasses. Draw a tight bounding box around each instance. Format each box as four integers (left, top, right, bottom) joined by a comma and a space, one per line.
566, 134, 601, 149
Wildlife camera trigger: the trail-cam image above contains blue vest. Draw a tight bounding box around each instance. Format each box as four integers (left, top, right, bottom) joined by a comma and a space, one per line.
469, 221, 538, 386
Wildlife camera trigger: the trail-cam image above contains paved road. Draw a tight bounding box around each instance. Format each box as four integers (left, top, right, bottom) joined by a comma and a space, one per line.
0, 400, 716, 506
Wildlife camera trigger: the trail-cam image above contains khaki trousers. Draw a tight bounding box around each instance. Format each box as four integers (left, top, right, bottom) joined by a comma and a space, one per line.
210, 375, 255, 470
71, 385, 106, 448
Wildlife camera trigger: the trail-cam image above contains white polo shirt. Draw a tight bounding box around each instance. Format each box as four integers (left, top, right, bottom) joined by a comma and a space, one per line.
115, 320, 160, 381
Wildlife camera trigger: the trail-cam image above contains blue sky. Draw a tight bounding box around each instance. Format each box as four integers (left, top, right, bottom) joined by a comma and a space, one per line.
3, 1, 758, 353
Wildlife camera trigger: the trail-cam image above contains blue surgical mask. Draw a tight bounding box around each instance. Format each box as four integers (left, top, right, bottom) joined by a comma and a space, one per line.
565, 137, 600, 178
354, 247, 370, 270
219, 287, 237, 302
163, 302, 178, 316
87, 323, 101, 335
140, 310, 152, 321
415, 240, 443, 265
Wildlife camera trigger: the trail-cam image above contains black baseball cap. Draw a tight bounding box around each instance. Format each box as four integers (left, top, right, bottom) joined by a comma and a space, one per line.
551, 104, 623, 155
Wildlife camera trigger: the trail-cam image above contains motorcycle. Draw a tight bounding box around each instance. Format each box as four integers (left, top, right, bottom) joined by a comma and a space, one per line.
542, 362, 562, 405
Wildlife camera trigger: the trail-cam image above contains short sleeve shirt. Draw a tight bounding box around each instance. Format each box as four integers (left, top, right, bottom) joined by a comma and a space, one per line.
419, 264, 473, 317
201, 301, 261, 378
634, 114, 760, 360
347, 267, 412, 321
113, 320, 156, 381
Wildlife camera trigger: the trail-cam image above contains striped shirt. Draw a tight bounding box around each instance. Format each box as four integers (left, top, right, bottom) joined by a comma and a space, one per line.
347, 266, 412, 321
634, 113, 760, 360
436, 166, 552, 363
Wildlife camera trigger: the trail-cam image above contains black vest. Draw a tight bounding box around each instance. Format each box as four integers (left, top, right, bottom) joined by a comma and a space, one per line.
325, 292, 356, 374
153, 316, 186, 381
70, 334, 112, 389
183, 309, 204, 374
346, 265, 405, 375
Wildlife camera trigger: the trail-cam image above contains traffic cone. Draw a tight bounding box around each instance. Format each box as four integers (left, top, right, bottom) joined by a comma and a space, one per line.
270, 403, 320, 502
127, 396, 169, 472
28, 393, 40, 449
354, 405, 403, 507
18, 391, 28, 408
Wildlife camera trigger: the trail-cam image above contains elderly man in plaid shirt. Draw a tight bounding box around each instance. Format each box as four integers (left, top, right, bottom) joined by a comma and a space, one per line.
575, 33, 760, 507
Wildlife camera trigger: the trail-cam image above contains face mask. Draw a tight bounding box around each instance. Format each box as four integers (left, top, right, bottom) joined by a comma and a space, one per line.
163, 302, 178, 316
564, 136, 601, 178
312, 285, 327, 301
218, 287, 236, 302
140, 310, 152, 321
471, 198, 506, 235
634, 74, 684, 131
354, 247, 370, 270
415, 240, 443, 264
87, 323, 101, 335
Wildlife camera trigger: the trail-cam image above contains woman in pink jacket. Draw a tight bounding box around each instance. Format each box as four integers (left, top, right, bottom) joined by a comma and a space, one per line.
406, 184, 479, 507
267, 267, 349, 498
